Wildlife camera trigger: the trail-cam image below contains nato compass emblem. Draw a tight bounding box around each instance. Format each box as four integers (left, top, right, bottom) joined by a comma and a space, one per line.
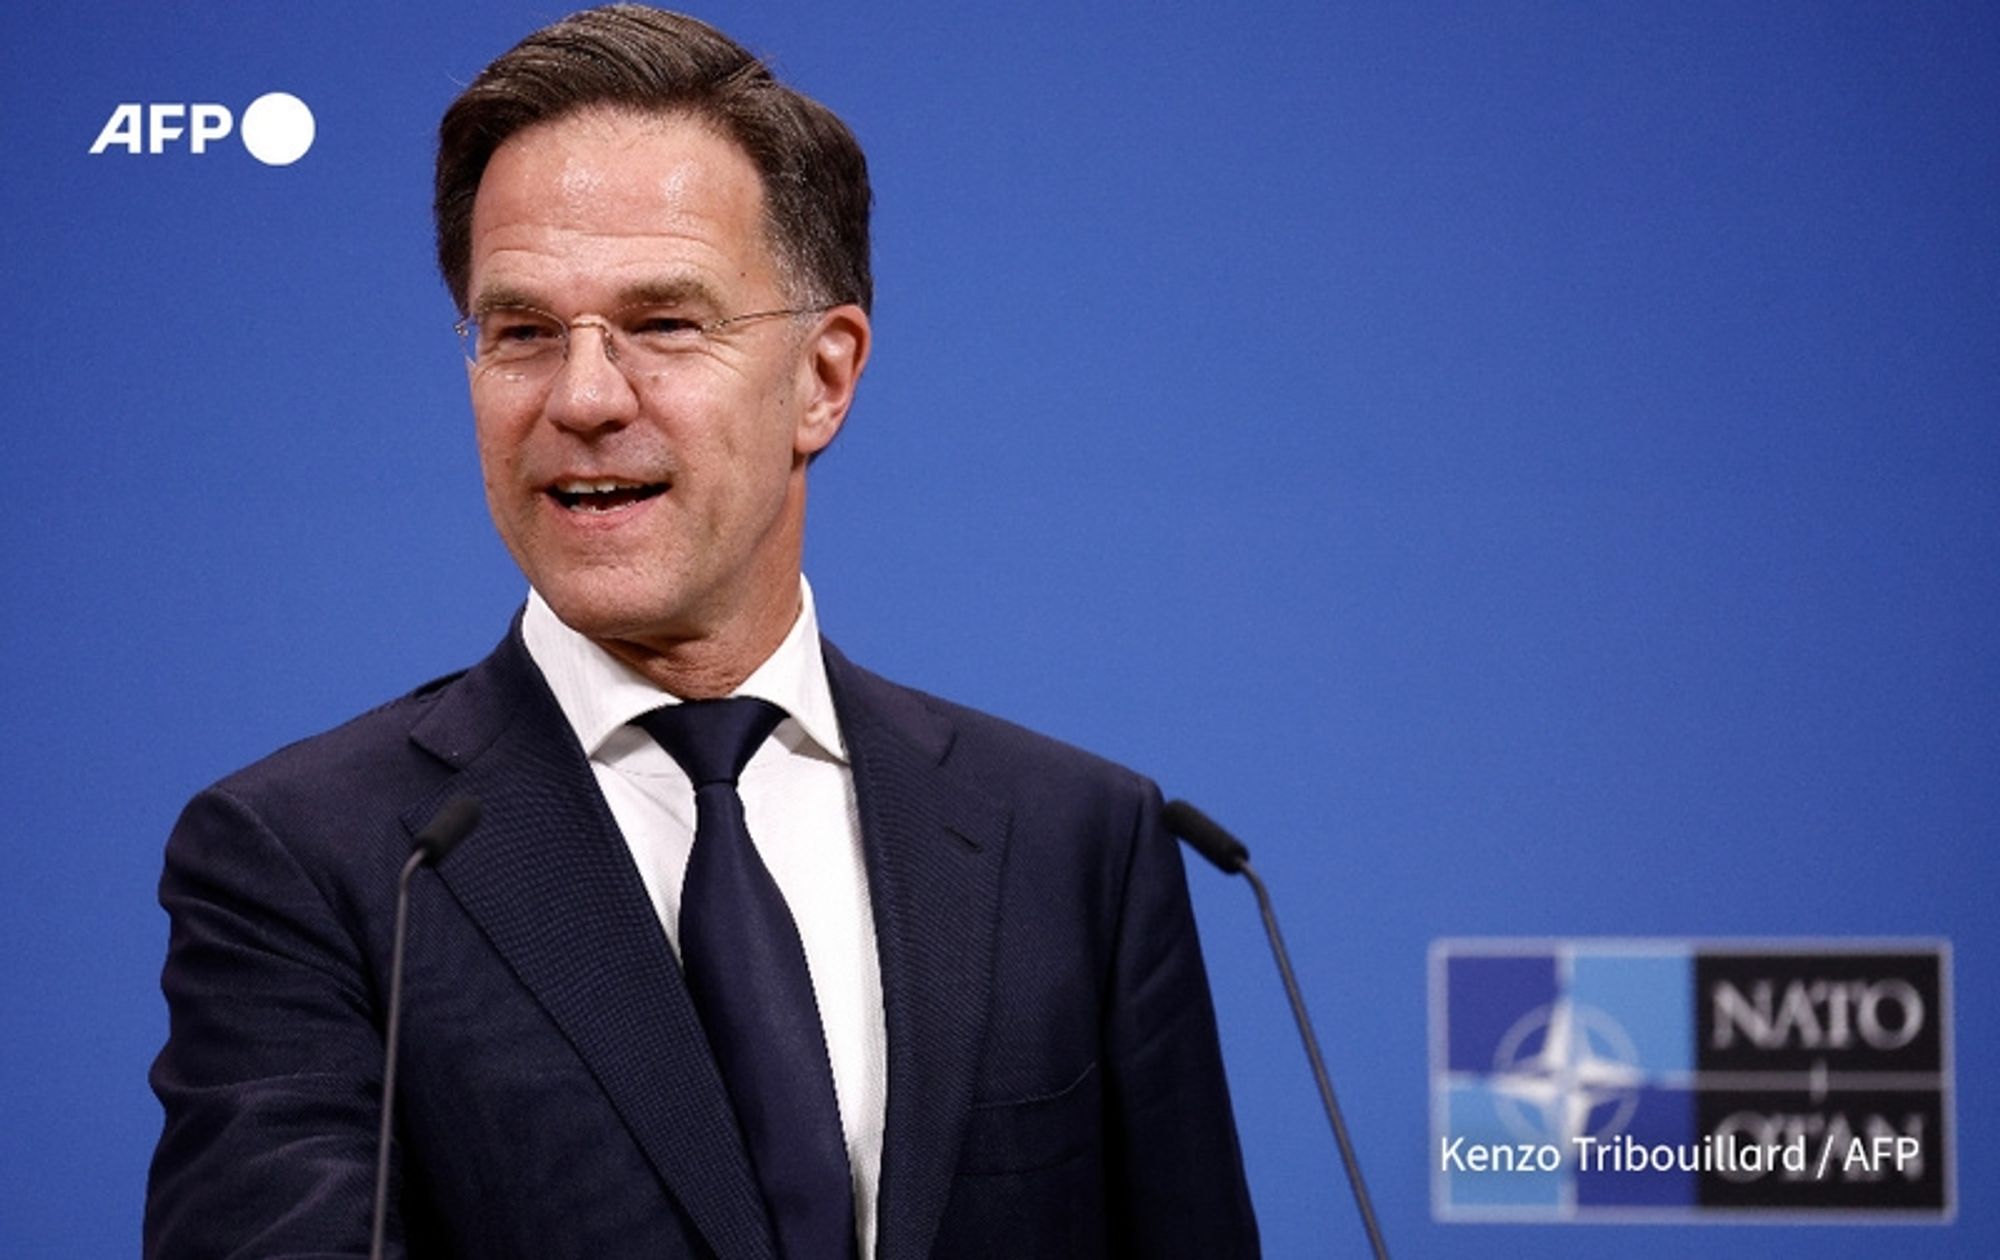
1488, 999, 1644, 1155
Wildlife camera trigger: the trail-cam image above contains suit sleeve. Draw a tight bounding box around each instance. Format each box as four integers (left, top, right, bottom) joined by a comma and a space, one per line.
1101, 780, 1261, 1257
145, 786, 389, 1259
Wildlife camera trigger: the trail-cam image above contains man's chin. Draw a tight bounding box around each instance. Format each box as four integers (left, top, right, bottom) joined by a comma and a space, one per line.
535, 583, 694, 649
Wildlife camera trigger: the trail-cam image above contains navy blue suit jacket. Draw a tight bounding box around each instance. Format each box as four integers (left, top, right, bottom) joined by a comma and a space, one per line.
146, 624, 1258, 1257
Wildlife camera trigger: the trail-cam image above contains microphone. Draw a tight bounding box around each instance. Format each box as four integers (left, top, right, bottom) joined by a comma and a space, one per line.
412, 795, 480, 864
1163, 799, 1389, 1260
1162, 799, 1248, 874
371, 795, 481, 1260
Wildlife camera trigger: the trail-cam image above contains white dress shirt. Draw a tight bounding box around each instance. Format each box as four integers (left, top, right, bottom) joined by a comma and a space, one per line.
522, 578, 886, 1257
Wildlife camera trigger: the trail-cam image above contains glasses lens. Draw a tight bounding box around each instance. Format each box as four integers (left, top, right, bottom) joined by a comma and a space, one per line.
469, 308, 564, 366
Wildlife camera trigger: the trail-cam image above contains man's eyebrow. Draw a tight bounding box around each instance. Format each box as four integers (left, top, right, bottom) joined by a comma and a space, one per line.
467, 277, 728, 317
468, 285, 545, 317
617, 277, 725, 310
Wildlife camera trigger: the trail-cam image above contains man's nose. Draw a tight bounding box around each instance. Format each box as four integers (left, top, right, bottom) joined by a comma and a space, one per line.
543, 318, 638, 433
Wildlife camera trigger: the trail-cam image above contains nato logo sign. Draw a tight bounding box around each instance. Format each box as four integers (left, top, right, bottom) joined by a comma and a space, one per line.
1429, 938, 1954, 1222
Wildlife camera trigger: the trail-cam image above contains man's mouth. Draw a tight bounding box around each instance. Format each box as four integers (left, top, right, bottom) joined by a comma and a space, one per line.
547, 478, 669, 513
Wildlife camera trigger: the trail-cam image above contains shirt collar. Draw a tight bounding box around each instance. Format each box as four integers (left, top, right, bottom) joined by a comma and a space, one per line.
520, 575, 847, 764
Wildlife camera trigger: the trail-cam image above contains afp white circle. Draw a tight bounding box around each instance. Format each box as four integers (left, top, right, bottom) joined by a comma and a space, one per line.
240, 92, 315, 166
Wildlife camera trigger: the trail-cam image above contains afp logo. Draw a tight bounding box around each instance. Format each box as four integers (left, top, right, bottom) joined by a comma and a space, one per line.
88, 93, 316, 166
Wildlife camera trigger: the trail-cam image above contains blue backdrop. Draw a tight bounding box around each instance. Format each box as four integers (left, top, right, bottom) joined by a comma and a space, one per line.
4, 2, 1994, 1255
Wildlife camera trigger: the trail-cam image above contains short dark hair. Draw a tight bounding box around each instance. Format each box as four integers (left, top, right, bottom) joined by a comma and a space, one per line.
435, 4, 871, 315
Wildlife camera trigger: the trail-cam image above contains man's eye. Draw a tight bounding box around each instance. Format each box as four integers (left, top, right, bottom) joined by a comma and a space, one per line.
625, 313, 704, 341
492, 319, 557, 343
479, 316, 561, 357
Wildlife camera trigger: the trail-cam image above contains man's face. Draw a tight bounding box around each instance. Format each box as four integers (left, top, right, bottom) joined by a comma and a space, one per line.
465, 108, 867, 679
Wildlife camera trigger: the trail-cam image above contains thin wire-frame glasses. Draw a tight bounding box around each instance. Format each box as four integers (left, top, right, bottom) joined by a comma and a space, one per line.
454, 302, 832, 383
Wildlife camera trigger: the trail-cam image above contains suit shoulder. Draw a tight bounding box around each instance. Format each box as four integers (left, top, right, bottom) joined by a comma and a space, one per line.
943, 689, 1146, 790
832, 651, 1155, 808
197, 667, 469, 825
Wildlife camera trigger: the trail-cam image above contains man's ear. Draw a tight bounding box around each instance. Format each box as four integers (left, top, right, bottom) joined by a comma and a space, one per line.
794, 305, 871, 458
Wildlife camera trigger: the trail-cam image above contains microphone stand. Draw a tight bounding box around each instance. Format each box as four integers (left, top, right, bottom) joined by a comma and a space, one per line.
1166, 799, 1389, 1260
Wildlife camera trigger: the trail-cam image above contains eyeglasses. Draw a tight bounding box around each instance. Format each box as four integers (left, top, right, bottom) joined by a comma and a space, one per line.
454, 302, 833, 384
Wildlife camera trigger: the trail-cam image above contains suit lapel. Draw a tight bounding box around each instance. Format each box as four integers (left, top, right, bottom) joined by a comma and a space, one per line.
405, 626, 776, 1260
825, 645, 1011, 1260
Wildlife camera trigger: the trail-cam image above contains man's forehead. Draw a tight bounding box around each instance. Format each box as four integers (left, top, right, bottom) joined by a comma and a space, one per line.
467, 106, 779, 307
482, 105, 759, 204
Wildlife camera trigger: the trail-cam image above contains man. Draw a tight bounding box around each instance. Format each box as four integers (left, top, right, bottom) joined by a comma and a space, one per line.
146, 7, 1257, 1257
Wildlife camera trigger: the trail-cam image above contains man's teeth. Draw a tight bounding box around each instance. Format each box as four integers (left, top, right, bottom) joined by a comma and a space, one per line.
550, 480, 665, 511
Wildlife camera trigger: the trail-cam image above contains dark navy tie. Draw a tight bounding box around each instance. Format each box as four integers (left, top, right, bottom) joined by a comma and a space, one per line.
635, 698, 858, 1260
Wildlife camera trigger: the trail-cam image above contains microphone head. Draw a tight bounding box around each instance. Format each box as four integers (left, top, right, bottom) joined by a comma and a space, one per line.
413, 795, 481, 864
1163, 799, 1251, 875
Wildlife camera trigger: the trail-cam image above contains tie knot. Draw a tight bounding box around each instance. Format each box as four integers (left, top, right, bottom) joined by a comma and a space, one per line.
636, 697, 786, 788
